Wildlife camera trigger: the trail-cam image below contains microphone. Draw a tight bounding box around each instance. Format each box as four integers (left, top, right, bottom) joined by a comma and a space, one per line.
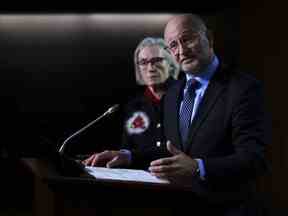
58, 104, 119, 155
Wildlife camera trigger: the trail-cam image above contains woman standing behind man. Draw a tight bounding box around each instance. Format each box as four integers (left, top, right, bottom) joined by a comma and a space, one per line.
83, 37, 180, 169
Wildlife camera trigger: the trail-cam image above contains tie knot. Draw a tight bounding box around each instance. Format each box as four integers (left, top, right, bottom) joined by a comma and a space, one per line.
186, 79, 201, 91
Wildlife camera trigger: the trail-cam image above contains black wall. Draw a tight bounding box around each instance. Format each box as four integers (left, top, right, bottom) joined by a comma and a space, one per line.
0, 11, 239, 157
0, 14, 169, 156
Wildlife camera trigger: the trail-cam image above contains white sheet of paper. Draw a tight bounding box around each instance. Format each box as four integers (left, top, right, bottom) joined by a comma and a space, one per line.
85, 166, 169, 184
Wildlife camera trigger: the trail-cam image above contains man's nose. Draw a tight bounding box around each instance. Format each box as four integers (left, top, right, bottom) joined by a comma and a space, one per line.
178, 41, 189, 56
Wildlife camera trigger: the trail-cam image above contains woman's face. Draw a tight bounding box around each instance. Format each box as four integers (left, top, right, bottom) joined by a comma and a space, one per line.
138, 45, 170, 86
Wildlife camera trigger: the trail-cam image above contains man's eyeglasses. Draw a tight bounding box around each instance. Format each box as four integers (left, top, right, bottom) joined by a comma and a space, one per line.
138, 57, 165, 66
167, 33, 202, 52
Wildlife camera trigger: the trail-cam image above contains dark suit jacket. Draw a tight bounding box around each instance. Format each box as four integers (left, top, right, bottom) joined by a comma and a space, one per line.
163, 64, 271, 205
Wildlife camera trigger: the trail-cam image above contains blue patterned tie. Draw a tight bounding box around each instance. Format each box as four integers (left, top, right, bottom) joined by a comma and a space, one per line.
179, 79, 200, 144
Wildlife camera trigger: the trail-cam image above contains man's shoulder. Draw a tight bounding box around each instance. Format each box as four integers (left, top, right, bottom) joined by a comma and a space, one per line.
220, 65, 262, 87
231, 70, 260, 84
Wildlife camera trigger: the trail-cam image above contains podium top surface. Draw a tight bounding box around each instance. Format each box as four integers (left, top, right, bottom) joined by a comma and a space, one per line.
21, 158, 195, 192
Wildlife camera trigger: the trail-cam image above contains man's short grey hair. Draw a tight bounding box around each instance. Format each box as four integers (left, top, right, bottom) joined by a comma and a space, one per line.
134, 37, 180, 85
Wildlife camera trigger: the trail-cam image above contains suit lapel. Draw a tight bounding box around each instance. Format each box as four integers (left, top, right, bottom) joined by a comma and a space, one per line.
184, 67, 227, 152
167, 78, 185, 151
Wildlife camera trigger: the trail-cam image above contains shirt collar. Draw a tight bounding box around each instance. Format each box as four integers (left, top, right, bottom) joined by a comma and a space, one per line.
185, 55, 219, 87
144, 86, 161, 104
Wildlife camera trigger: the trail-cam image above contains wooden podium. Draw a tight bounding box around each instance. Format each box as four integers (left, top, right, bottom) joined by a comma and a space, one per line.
21, 157, 196, 216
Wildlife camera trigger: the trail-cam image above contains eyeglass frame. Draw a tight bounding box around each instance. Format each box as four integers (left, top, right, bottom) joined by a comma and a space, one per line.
167, 31, 204, 52
137, 56, 166, 67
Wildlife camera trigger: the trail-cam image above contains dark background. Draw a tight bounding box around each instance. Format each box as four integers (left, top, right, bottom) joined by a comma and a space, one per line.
0, 1, 287, 215
0, 10, 239, 156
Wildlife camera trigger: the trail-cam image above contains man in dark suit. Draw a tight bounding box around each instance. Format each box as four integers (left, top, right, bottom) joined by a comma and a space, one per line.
148, 14, 271, 215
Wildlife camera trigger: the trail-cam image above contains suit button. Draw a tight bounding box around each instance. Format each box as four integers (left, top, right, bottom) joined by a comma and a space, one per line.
156, 141, 161, 147
156, 123, 161, 128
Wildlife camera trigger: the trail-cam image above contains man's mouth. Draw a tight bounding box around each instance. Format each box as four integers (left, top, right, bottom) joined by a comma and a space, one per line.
181, 58, 194, 64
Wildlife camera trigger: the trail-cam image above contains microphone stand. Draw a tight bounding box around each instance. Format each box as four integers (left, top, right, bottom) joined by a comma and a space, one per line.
58, 104, 119, 155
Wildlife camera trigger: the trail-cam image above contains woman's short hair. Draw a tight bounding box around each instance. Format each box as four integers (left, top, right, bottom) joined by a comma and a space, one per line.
134, 37, 180, 85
